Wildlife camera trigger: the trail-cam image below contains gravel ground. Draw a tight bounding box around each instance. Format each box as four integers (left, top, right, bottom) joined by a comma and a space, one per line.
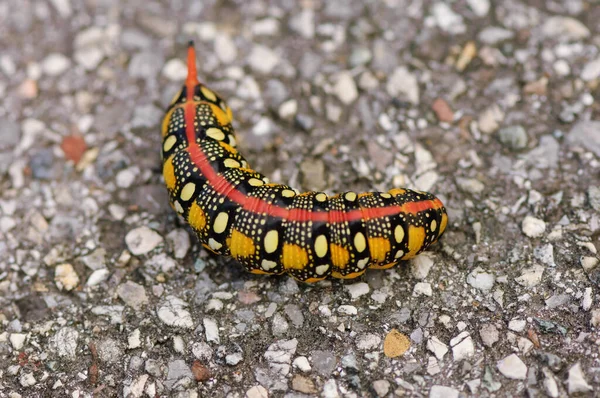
1, 0, 600, 397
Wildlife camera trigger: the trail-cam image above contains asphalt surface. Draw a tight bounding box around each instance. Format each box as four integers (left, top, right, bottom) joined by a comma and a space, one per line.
1, 0, 600, 397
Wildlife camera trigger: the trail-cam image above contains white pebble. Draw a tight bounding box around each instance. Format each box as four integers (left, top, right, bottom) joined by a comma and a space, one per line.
345, 282, 370, 300
522, 215, 546, 238
55, 263, 79, 291
162, 59, 188, 81
332, 71, 358, 105
497, 354, 527, 379
203, 318, 220, 343
42, 53, 71, 76
125, 226, 163, 255
413, 282, 433, 296
293, 356, 311, 372
508, 319, 527, 332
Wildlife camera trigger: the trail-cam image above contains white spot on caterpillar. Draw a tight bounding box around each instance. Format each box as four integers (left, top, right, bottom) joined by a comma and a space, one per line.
394, 250, 404, 259
314, 235, 328, 258
180, 182, 196, 201
213, 212, 229, 234
354, 232, 366, 253
430, 219, 437, 232
163, 135, 177, 152
206, 127, 225, 141
345, 192, 357, 201
174, 201, 184, 214
209, 238, 222, 250
315, 193, 327, 202
261, 259, 277, 270
229, 135, 237, 147
264, 230, 278, 253
357, 257, 369, 269
380, 193, 392, 199
315, 264, 329, 275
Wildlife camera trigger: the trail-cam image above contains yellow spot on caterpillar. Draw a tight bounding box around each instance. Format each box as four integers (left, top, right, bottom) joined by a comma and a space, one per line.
439, 213, 448, 235
381, 193, 392, 199
281, 243, 309, 270
180, 182, 196, 201
389, 188, 406, 197
368, 237, 391, 263
213, 212, 229, 234
330, 243, 350, 269
219, 141, 238, 154
261, 259, 278, 270
230, 229, 255, 258
264, 230, 279, 253
331, 270, 365, 279
250, 269, 270, 275
201, 86, 217, 102
345, 192, 357, 201
226, 106, 233, 122
430, 219, 437, 232
209, 103, 231, 125
162, 155, 176, 190
223, 158, 240, 168
203, 243, 218, 254
369, 261, 397, 270
314, 235, 328, 258
188, 202, 206, 231
304, 276, 326, 283
315, 193, 327, 202
354, 232, 366, 253
161, 108, 175, 137
394, 250, 404, 259
169, 89, 182, 105
394, 225, 405, 243
248, 178, 264, 187
404, 225, 426, 259
163, 135, 177, 152
281, 189, 295, 198
315, 264, 329, 275
206, 127, 225, 141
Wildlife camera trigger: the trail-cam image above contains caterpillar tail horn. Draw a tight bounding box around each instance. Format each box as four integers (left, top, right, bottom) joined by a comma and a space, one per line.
186, 41, 199, 87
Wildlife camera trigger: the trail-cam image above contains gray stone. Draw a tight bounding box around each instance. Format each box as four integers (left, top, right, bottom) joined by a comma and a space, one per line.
568, 121, 600, 157
567, 362, 592, 394
97, 338, 123, 364
157, 296, 194, 329
498, 125, 528, 150
311, 350, 337, 376
166, 359, 194, 389
284, 304, 304, 328
479, 324, 499, 347
117, 281, 148, 310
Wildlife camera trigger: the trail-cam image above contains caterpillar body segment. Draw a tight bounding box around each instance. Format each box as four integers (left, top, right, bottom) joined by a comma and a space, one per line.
160, 43, 448, 282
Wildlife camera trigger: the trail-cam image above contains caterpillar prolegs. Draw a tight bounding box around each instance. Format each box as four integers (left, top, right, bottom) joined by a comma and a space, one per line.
160, 43, 448, 282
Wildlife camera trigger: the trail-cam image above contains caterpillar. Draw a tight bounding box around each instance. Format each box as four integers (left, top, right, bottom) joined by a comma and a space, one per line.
160, 42, 448, 283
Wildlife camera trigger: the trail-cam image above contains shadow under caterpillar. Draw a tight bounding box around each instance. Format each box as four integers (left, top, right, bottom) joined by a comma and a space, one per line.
160, 42, 448, 282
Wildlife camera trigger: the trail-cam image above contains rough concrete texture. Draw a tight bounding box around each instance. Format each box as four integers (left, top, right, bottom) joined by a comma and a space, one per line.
1, 0, 600, 397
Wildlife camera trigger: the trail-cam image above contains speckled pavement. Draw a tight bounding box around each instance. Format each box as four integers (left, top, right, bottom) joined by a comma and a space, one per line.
1, 1, 600, 397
